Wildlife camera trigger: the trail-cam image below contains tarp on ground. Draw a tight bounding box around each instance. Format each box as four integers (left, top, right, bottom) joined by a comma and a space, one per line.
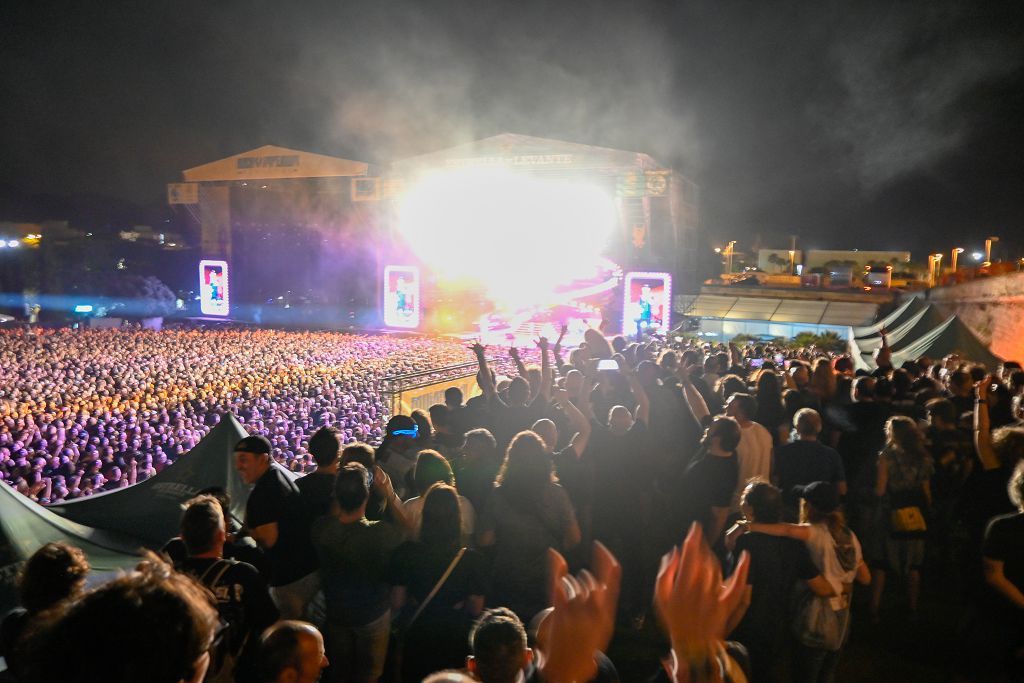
855, 304, 948, 355
47, 415, 250, 548
851, 297, 927, 338
0, 481, 142, 612
890, 315, 1003, 369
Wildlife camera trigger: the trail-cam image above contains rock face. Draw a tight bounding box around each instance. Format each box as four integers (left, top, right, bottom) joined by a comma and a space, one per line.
927, 272, 1024, 362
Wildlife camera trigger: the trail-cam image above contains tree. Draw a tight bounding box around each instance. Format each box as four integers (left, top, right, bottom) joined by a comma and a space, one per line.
766, 252, 791, 273
107, 275, 176, 318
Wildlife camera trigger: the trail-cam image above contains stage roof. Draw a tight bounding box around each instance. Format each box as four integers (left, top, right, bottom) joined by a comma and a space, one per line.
183, 145, 369, 182
680, 294, 878, 326
391, 133, 663, 173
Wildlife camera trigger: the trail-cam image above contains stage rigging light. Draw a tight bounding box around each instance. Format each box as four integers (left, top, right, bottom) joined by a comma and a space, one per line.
397, 168, 617, 310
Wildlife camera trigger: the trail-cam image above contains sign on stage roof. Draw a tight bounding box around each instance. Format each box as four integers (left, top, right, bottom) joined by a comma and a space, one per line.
183, 145, 369, 182
391, 133, 662, 173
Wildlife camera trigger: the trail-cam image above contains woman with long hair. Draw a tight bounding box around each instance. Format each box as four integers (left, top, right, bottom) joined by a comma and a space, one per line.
402, 449, 477, 545
869, 415, 934, 621
742, 482, 871, 683
390, 484, 486, 681
477, 431, 581, 620
754, 370, 789, 446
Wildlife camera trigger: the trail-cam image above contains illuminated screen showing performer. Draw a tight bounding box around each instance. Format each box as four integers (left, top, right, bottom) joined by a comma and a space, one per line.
622, 272, 671, 338
198, 259, 230, 316
383, 265, 420, 328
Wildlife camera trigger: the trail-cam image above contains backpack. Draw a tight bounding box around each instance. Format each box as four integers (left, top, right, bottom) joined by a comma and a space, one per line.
196, 559, 244, 683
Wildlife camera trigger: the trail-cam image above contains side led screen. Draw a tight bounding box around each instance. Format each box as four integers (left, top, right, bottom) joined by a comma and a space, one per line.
622, 271, 671, 338
383, 265, 420, 328
199, 259, 229, 316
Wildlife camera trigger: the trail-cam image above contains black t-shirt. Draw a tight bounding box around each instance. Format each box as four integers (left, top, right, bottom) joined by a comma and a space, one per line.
590, 421, 651, 537
452, 454, 501, 515
176, 557, 279, 656
830, 401, 891, 493
296, 470, 336, 519
730, 533, 819, 648
981, 512, 1024, 615
388, 542, 487, 611
676, 449, 738, 534
245, 463, 319, 586
774, 440, 846, 506
162, 536, 271, 580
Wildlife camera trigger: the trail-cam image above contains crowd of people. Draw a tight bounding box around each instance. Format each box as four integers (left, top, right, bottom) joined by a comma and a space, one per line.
1, 324, 1024, 682
0, 328, 498, 502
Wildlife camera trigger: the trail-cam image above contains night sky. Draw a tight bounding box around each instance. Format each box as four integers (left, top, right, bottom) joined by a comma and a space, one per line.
3, 0, 1022, 259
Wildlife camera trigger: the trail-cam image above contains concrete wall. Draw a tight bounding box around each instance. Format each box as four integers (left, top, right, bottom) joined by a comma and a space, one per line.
927, 272, 1024, 361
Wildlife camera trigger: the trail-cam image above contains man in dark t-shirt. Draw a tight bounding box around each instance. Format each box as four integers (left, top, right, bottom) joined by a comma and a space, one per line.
313, 463, 408, 682
176, 495, 279, 683
674, 417, 741, 547
234, 435, 319, 620
774, 408, 846, 519
297, 426, 342, 519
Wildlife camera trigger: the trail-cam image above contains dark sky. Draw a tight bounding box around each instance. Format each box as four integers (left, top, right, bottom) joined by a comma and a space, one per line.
3, 0, 1022, 258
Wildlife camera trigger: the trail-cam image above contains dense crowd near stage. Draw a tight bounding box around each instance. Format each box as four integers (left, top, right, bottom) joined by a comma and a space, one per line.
1, 325, 1022, 682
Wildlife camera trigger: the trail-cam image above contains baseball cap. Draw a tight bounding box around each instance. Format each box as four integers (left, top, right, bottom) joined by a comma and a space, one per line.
793, 481, 839, 513
234, 435, 272, 456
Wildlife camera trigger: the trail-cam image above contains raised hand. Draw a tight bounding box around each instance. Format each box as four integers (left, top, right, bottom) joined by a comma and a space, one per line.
535, 336, 550, 352
540, 542, 622, 683
655, 524, 750, 657
470, 342, 486, 358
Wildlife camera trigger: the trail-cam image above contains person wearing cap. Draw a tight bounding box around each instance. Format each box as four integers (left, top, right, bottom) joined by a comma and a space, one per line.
234, 435, 320, 621
375, 415, 420, 500
741, 481, 870, 682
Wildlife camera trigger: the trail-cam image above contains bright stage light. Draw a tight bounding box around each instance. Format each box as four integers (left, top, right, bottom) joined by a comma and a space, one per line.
398, 168, 617, 310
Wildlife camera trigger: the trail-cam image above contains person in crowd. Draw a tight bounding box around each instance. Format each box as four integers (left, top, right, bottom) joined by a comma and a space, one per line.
375, 415, 421, 500
869, 415, 934, 621
673, 416, 741, 547
175, 494, 279, 683
18, 553, 219, 683
832, 375, 891, 533
390, 483, 486, 680
257, 620, 329, 683
161, 485, 269, 576
401, 450, 476, 544
465, 608, 534, 683
774, 408, 847, 520
742, 481, 871, 683
0, 542, 90, 677
755, 369, 790, 446
298, 426, 343, 519
979, 459, 1024, 679
451, 428, 500, 516
311, 463, 407, 683
428, 404, 465, 462
235, 435, 320, 620
724, 392, 773, 514
471, 340, 552, 452
477, 431, 581, 621
725, 480, 834, 683
583, 362, 650, 623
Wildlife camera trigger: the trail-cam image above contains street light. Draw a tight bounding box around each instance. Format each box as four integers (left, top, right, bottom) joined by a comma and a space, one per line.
725, 240, 737, 274
984, 236, 999, 267
788, 249, 796, 274
951, 247, 964, 273
929, 253, 943, 287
